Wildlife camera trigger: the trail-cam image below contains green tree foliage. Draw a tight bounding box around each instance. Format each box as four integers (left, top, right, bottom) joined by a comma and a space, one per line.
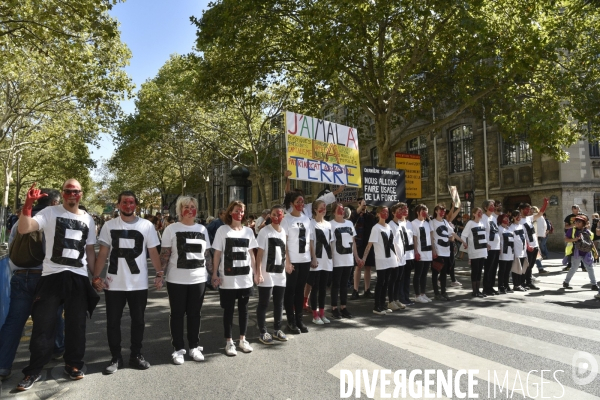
193, 0, 600, 163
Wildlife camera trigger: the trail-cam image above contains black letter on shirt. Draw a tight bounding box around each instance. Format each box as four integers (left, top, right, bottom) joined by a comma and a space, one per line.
523, 222, 535, 244
472, 227, 487, 250
51, 217, 90, 268
297, 223, 307, 254
502, 232, 514, 255
315, 228, 332, 259
224, 238, 250, 276
334, 227, 353, 255
514, 229, 526, 251
267, 237, 286, 273
401, 227, 414, 251
489, 221, 499, 242
436, 225, 450, 247
419, 227, 432, 252
381, 231, 396, 258
108, 230, 144, 274
176, 231, 206, 269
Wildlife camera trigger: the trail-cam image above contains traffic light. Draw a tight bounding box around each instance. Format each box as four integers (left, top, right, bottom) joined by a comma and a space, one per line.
464, 191, 474, 203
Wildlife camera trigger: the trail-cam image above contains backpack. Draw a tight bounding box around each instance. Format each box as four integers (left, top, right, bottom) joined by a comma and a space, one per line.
9, 230, 45, 268
574, 230, 594, 253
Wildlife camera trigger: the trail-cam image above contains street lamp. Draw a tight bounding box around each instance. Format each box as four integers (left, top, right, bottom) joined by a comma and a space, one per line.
227, 165, 250, 204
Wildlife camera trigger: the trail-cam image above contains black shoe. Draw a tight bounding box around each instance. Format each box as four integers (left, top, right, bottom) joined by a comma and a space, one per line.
16, 374, 42, 391
538, 269, 548, 274
340, 308, 353, 318
331, 308, 342, 319
104, 357, 123, 374
592, 285, 599, 291
471, 292, 477, 297
0, 371, 12, 381
296, 320, 309, 333
562, 266, 570, 271
64, 365, 85, 380
441, 293, 450, 301
514, 286, 526, 292
521, 285, 529, 291
505, 287, 514, 293
287, 322, 301, 334
563, 281, 572, 289
52, 350, 65, 360
527, 284, 540, 290
350, 290, 360, 300
373, 307, 386, 315
129, 354, 150, 370
482, 291, 495, 296
363, 289, 373, 298
492, 290, 500, 295
498, 287, 507, 295
476, 292, 486, 298
582, 267, 587, 272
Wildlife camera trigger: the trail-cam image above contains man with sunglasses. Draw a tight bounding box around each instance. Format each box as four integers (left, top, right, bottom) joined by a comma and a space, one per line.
15, 180, 99, 391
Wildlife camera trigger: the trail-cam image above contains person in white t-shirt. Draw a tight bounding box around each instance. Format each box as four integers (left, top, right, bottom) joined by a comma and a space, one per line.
92, 191, 162, 373
211, 201, 258, 356
283, 169, 345, 218
386, 205, 406, 310
518, 199, 549, 289
510, 210, 528, 292
431, 204, 458, 301
362, 206, 401, 315
412, 204, 435, 303
461, 207, 488, 298
497, 213, 515, 294
330, 202, 362, 318
16, 180, 98, 391
481, 200, 501, 296
390, 203, 414, 306
159, 196, 211, 364
280, 192, 312, 334
254, 205, 288, 345
308, 200, 333, 324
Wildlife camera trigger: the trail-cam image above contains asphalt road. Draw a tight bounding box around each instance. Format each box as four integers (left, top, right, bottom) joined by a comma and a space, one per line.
1, 253, 600, 399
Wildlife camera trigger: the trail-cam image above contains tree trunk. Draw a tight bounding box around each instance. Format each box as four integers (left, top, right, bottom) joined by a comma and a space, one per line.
256, 173, 269, 210
3, 165, 12, 208
375, 114, 392, 167
204, 178, 213, 217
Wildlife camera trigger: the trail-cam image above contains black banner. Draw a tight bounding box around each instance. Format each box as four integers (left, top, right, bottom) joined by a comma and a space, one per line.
362, 167, 406, 207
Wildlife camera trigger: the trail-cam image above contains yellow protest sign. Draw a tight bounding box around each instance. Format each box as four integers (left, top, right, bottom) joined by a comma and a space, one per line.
395, 153, 422, 199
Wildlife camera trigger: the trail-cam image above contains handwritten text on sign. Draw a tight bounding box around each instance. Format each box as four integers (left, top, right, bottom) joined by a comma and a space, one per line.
285, 111, 361, 187
395, 153, 422, 199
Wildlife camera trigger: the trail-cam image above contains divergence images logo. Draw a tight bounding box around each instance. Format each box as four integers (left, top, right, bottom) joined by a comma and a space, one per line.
572, 351, 598, 386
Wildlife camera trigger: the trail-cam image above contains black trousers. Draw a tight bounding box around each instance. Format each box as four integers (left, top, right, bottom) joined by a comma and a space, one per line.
413, 261, 430, 295
524, 247, 538, 285
374, 268, 392, 308
219, 288, 250, 338
431, 257, 449, 295
167, 282, 206, 351
470, 258, 485, 282
331, 266, 352, 307
308, 270, 330, 310
284, 261, 311, 323
498, 260, 512, 289
399, 260, 413, 302
448, 242, 457, 282
23, 272, 93, 375
483, 250, 500, 292
388, 266, 401, 302
105, 289, 148, 358
257, 286, 285, 334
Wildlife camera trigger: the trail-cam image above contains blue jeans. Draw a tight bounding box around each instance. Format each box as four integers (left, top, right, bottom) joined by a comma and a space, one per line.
538, 236, 549, 259
0, 272, 64, 374
565, 255, 597, 285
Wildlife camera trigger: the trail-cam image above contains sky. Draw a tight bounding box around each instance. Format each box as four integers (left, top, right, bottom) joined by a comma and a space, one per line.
87, 0, 211, 170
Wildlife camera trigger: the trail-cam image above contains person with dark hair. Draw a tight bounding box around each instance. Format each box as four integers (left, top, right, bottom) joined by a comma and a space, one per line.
411, 204, 434, 303
497, 213, 515, 294
461, 207, 488, 298
350, 197, 377, 299
280, 192, 312, 333
283, 170, 345, 218
517, 199, 548, 289
92, 191, 162, 373
563, 214, 598, 291
15, 180, 98, 391
211, 201, 258, 356
255, 205, 288, 344
308, 200, 333, 324
393, 202, 415, 306
431, 204, 457, 301
0, 188, 62, 382
482, 200, 501, 295
510, 210, 528, 292
207, 208, 227, 242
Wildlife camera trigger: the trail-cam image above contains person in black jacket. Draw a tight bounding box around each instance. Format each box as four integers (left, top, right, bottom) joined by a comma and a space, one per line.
350, 198, 377, 299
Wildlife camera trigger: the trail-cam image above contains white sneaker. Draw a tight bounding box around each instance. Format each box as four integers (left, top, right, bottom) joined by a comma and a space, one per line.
384, 308, 393, 313
312, 317, 324, 325
238, 339, 253, 353
415, 295, 427, 303
320, 315, 331, 324
189, 346, 204, 362
387, 301, 400, 311
171, 349, 186, 365
225, 341, 237, 356
422, 295, 432, 302
395, 300, 406, 309
450, 281, 462, 287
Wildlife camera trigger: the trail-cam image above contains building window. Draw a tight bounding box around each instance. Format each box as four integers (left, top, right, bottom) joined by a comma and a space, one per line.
501, 134, 533, 165
590, 141, 600, 158
257, 185, 262, 203
302, 180, 312, 195
246, 185, 253, 204
370, 147, 379, 167
448, 125, 474, 173
407, 135, 429, 178
594, 193, 600, 213
271, 176, 280, 201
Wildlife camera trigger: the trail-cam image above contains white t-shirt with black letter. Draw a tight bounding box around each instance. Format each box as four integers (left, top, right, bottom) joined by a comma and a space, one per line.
398, 220, 415, 261
161, 222, 211, 285
431, 219, 454, 257
461, 220, 488, 259
310, 219, 333, 272
257, 225, 287, 288
482, 214, 501, 251
411, 219, 433, 261
330, 219, 356, 268
99, 217, 160, 291
280, 214, 311, 263
368, 223, 399, 270
213, 225, 258, 289
32, 205, 96, 277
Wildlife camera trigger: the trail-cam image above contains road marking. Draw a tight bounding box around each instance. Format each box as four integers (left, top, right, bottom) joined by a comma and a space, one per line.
327, 353, 450, 400
456, 307, 600, 342
376, 328, 598, 400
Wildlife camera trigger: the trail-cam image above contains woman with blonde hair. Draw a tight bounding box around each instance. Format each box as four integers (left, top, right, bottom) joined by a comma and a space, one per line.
161, 197, 211, 364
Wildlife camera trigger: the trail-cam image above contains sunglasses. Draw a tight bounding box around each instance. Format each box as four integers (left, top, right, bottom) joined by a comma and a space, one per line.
63, 189, 82, 195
